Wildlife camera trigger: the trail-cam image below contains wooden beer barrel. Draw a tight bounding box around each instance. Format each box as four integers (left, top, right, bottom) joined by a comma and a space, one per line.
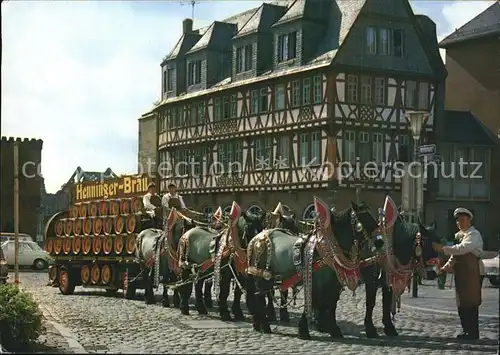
130, 197, 143, 213
55, 219, 64, 237
88, 202, 98, 217
72, 237, 82, 254
120, 199, 130, 214
92, 236, 102, 255
71, 205, 79, 218
90, 264, 101, 284
114, 216, 125, 234
93, 217, 103, 236
64, 219, 73, 237
81, 265, 90, 284
73, 218, 83, 236
102, 235, 113, 255
110, 200, 120, 216
99, 200, 109, 216
114, 235, 124, 254
54, 238, 62, 255
82, 237, 91, 255
62, 238, 71, 255
101, 265, 112, 285
103, 217, 113, 235
125, 215, 141, 234
44, 239, 53, 253
125, 235, 136, 254
79, 203, 87, 218
82, 218, 92, 236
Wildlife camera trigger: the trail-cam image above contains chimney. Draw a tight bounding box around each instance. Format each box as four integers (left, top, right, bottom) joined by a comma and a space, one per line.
183, 18, 193, 34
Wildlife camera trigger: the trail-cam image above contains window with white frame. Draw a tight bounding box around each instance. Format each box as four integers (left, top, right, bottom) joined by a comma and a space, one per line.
366, 27, 377, 54
361, 76, 372, 104
344, 130, 356, 163
299, 133, 309, 166
374, 78, 386, 105
255, 139, 263, 168
313, 75, 322, 103
418, 82, 429, 110
291, 80, 300, 107
405, 81, 417, 108
264, 137, 273, 168
278, 136, 289, 168
311, 131, 321, 165
303, 78, 311, 105
260, 88, 269, 113
277, 32, 297, 62
359, 132, 370, 164
373, 133, 384, 164
226, 143, 233, 170
214, 98, 221, 121
275, 85, 285, 110
346, 75, 358, 102
223, 96, 230, 119
187, 60, 201, 86
230, 95, 237, 118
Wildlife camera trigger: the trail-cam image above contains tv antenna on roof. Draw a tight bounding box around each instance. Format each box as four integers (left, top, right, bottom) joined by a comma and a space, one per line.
181, 1, 197, 23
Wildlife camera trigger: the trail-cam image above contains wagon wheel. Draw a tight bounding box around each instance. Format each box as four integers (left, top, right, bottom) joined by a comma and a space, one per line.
72, 237, 82, 254
82, 237, 92, 255
62, 238, 71, 255
120, 199, 130, 214
99, 200, 109, 216
55, 220, 64, 237
101, 265, 113, 285
64, 219, 73, 237
79, 203, 87, 218
82, 218, 92, 236
103, 236, 113, 255
90, 264, 101, 285
114, 216, 125, 234
81, 265, 91, 284
110, 200, 120, 216
125, 215, 139, 234
71, 205, 80, 218
89, 202, 98, 217
73, 218, 83, 236
92, 236, 102, 255
114, 235, 124, 254
54, 238, 63, 255
93, 217, 103, 236
125, 235, 136, 254
103, 217, 113, 236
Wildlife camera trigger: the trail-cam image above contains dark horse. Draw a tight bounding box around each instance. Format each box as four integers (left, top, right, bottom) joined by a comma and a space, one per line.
176, 204, 266, 320
361, 212, 440, 338
246, 199, 380, 339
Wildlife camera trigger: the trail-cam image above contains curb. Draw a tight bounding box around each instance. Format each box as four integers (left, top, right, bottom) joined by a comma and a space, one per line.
39, 305, 88, 354
403, 304, 499, 319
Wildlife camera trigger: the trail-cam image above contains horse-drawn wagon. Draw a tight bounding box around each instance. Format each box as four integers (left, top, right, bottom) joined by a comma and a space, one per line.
44, 174, 154, 299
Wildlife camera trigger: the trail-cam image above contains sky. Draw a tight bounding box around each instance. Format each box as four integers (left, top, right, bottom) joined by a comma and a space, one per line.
1, 0, 496, 193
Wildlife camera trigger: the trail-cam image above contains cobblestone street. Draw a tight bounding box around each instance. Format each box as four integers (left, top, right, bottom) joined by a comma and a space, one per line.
18, 272, 499, 354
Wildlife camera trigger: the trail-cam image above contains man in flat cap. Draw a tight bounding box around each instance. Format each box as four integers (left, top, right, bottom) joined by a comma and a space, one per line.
161, 182, 187, 215
143, 182, 162, 228
439, 207, 484, 340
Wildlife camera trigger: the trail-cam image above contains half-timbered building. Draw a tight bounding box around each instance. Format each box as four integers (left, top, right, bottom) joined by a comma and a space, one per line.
139, 0, 446, 219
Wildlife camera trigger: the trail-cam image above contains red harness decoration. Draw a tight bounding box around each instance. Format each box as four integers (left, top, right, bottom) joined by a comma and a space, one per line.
279, 261, 325, 291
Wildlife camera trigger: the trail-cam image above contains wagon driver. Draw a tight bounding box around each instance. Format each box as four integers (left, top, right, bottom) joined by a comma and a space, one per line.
161, 182, 187, 216
438, 207, 484, 340
143, 182, 162, 228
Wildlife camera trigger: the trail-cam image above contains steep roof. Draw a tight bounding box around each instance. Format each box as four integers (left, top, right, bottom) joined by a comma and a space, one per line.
272, 0, 329, 27
439, 2, 500, 48
186, 21, 237, 54
163, 32, 203, 62
441, 110, 497, 145
234, 3, 287, 38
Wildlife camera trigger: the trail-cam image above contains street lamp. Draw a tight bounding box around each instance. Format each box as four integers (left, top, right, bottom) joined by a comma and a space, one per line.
404, 110, 429, 298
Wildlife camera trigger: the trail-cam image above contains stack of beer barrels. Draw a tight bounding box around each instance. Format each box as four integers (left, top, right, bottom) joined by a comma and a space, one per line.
44, 197, 144, 258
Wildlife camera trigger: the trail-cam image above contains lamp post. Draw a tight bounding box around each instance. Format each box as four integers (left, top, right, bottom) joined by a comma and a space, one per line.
404, 110, 429, 298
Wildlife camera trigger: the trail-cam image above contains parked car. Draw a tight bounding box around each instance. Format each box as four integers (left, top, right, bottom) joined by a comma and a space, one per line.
0, 232, 34, 244
482, 251, 500, 287
0, 240, 53, 270
0, 246, 8, 284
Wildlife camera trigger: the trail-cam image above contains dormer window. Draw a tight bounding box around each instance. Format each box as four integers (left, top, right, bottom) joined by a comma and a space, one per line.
277, 31, 297, 62
167, 68, 174, 91
365, 27, 404, 57
236, 44, 253, 73
188, 60, 202, 86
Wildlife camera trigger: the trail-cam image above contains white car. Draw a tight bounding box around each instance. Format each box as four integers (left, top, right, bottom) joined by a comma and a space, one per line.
0, 241, 53, 270
482, 251, 500, 287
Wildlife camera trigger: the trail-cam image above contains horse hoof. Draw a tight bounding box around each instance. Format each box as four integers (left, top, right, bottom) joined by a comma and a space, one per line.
384, 328, 399, 337
299, 333, 311, 340
181, 309, 190, 316
220, 313, 232, 322
162, 301, 170, 308
366, 330, 380, 338
252, 324, 261, 332
262, 326, 272, 334
204, 300, 213, 309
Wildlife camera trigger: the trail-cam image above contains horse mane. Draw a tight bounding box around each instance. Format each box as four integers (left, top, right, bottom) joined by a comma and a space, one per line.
330, 206, 356, 252
392, 216, 419, 265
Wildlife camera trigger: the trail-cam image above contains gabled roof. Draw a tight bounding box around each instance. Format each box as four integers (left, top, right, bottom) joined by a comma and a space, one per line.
234, 3, 287, 38
272, 0, 329, 27
186, 21, 237, 54
439, 2, 500, 48
65, 167, 117, 187
163, 32, 203, 63
441, 110, 497, 145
